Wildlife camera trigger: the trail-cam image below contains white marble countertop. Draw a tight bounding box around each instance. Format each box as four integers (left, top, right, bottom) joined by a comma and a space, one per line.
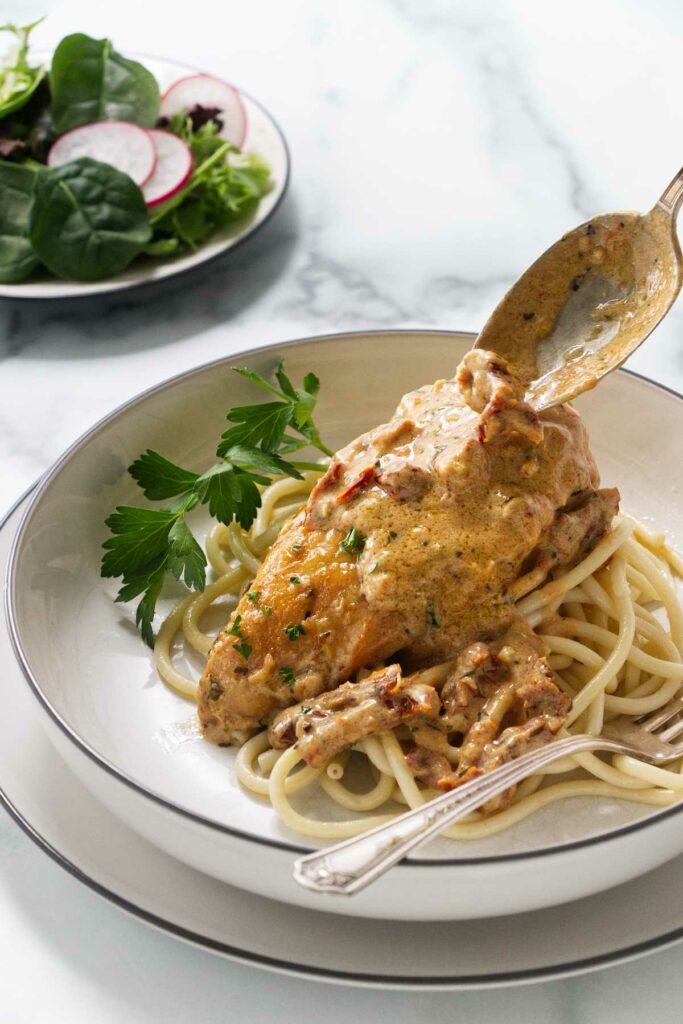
2, 0, 683, 1019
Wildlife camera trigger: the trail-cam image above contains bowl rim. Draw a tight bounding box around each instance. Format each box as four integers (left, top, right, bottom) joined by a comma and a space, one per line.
0, 51, 291, 303
6, 326, 683, 867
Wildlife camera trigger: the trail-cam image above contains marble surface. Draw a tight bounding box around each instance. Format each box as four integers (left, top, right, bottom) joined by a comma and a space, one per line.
2, 0, 683, 1019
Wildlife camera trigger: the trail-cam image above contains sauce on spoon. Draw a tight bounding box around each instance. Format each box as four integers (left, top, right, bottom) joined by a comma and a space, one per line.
476, 202, 682, 408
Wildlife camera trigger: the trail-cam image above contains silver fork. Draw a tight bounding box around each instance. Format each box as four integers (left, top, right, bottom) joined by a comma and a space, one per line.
293, 695, 683, 896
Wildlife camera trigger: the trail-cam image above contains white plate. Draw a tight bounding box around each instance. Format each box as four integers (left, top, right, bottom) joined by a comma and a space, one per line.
4, 493, 683, 990
7, 330, 683, 920
0, 53, 289, 300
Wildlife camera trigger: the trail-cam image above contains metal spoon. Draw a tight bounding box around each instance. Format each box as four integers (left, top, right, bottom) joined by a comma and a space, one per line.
475, 167, 683, 408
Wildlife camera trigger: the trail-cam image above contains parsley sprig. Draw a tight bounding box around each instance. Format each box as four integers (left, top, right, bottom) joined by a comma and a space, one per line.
101, 362, 331, 647
218, 364, 333, 461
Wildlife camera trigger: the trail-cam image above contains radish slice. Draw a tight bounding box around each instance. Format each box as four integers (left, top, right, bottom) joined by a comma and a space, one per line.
143, 130, 193, 206
160, 74, 247, 148
48, 121, 156, 187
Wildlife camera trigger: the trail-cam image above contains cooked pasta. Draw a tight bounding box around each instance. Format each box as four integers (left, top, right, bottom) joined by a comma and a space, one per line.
154, 472, 683, 841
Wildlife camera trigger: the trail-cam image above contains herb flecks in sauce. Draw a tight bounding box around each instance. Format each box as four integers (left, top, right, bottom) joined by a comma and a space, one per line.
301, 349, 608, 675
340, 527, 366, 557
233, 639, 252, 660
279, 667, 296, 688
227, 615, 244, 639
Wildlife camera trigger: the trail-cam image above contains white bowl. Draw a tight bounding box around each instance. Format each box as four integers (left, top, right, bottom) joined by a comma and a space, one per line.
0, 53, 289, 300
7, 329, 683, 920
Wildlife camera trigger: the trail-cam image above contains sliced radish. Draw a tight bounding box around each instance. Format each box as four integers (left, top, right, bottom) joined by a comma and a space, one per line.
160, 74, 247, 148
48, 121, 156, 187
143, 130, 193, 206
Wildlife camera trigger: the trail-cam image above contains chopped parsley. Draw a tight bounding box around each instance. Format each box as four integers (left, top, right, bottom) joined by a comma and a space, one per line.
247, 591, 260, 604
340, 527, 366, 557
279, 666, 296, 687
300, 705, 312, 714
262, 606, 273, 616
291, 544, 303, 553
290, 575, 301, 586
233, 639, 252, 660
228, 614, 251, 657
227, 614, 244, 638
284, 623, 306, 641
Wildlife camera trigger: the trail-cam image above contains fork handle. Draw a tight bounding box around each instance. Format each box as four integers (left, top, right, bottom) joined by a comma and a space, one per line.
293, 734, 624, 896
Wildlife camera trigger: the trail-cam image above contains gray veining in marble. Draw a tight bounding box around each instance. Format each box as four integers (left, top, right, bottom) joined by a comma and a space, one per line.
2, 0, 683, 1018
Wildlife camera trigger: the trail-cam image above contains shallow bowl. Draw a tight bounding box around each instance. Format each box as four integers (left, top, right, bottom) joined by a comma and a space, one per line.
7, 329, 683, 920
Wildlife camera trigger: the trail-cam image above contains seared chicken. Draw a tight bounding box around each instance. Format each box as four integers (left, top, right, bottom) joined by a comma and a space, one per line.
199, 350, 618, 743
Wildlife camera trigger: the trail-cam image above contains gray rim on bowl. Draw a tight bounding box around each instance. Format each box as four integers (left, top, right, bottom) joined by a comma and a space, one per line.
5, 328, 683, 868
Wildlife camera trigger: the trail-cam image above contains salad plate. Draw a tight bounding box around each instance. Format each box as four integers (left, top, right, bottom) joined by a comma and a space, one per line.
4, 491, 683, 988
6, 329, 683, 921
0, 51, 289, 300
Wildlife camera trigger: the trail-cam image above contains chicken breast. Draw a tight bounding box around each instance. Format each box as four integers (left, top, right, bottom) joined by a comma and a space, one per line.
198, 350, 618, 743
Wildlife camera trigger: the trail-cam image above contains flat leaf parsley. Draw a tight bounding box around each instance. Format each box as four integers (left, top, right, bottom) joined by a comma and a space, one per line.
101, 362, 331, 647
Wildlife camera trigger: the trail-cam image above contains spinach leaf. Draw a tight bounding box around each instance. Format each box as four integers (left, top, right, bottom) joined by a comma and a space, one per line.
0, 19, 46, 120
29, 157, 151, 281
50, 34, 159, 135
0, 161, 40, 282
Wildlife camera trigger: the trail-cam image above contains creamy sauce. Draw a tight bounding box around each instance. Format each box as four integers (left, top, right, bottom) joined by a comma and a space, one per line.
476, 207, 681, 408
307, 350, 602, 671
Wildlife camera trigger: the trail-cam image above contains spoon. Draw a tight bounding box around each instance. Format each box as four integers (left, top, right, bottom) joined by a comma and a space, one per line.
475, 167, 683, 408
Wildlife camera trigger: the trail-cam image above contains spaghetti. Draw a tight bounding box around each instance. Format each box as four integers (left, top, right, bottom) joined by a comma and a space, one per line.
154, 473, 683, 841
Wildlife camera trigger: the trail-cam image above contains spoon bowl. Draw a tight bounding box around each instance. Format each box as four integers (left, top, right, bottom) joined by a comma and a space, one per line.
476, 170, 683, 408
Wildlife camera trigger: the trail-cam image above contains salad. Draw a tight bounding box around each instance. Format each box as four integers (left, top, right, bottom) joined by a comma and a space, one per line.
0, 21, 272, 283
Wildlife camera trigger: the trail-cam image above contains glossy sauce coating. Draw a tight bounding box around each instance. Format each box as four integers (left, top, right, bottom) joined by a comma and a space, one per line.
306, 350, 602, 670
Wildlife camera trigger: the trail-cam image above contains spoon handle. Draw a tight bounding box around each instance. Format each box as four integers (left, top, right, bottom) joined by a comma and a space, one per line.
657, 166, 683, 216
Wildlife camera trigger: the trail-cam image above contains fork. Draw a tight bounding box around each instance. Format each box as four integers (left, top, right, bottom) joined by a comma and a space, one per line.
293, 694, 683, 896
